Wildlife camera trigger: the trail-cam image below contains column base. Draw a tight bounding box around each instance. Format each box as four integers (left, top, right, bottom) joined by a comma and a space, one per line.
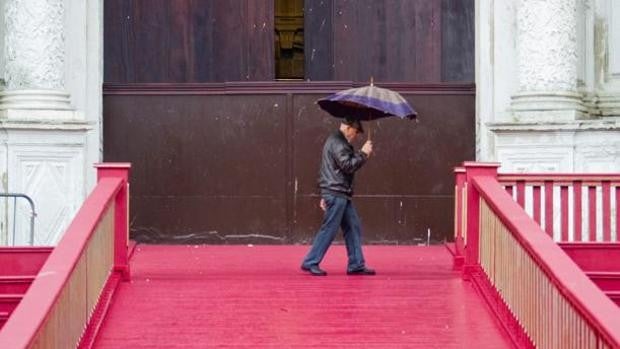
510, 91, 588, 122
0, 89, 79, 120
598, 91, 620, 117
0, 109, 81, 121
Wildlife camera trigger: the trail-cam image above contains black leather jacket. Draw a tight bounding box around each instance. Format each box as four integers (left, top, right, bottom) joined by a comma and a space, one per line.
318, 131, 368, 198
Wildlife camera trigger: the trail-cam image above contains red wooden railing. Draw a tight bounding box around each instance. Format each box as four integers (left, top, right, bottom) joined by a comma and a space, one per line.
455, 162, 620, 348
0, 163, 131, 349
455, 169, 620, 244
499, 174, 620, 242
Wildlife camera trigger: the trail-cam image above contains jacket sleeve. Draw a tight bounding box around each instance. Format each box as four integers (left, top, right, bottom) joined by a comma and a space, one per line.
333, 141, 368, 174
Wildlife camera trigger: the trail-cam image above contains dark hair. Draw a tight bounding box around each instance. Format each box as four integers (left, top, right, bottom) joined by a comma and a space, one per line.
343, 118, 364, 133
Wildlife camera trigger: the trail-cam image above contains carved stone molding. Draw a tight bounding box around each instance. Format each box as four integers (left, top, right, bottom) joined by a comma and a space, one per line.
0, 122, 90, 245
516, 0, 579, 92
511, 0, 585, 120
10, 150, 83, 245
496, 147, 572, 173
489, 121, 620, 173
597, 92, 620, 116
4, 0, 65, 90
0, 89, 75, 114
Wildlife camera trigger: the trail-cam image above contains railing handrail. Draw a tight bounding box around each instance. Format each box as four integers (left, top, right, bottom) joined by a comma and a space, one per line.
0, 177, 124, 348
0, 192, 36, 245
472, 175, 620, 346
498, 173, 620, 183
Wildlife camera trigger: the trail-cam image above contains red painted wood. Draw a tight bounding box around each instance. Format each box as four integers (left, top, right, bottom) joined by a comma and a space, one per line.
560, 186, 569, 241
0, 311, 8, 330
93, 245, 514, 348
0, 295, 22, 313
496, 174, 620, 243
469, 266, 534, 349
464, 163, 500, 269
0, 178, 124, 348
505, 185, 513, 197
589, 186, 597, 241
454, 168, 465, 241
498, 173, 620, 182
0, 276, 35, 294
95, 163, 131, 280
533, 186, 541, 225
602, 181, 611, 241
453, 168, 466, 269
471, 177, 620, 346
559, 243, 620, 272
78, 273, 122, 349
586, 272, 620, 292
516, 181, 525, 208
544, 181, 554, 236
0, 248, 52, 276
607, 291, 620, 306
573, 181, 583, 242
617, 186, 620, 243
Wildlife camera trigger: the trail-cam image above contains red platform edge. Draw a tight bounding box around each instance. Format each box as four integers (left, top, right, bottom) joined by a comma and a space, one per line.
468, 266, 535, 349
78, 240, 137, 348
78, 273, 121, 349
444, 242, 465, 270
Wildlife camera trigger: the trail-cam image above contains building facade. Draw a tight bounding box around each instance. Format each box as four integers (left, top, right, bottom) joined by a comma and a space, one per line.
0, 0, 617, 245
477, 0, 620, 172
0, 0, 102, 244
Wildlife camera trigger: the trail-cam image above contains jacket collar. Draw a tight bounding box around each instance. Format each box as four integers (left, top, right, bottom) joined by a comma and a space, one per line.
336, 129, 350, 144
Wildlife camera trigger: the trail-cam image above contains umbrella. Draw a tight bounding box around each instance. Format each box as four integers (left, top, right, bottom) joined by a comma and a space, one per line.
317, 79, 417, 139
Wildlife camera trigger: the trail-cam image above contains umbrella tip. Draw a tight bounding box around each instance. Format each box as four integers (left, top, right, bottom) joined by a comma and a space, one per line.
370, 76, 374, 86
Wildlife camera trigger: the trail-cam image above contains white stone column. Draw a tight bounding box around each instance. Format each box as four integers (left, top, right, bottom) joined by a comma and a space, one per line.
596, 0, 620, 116
0, 0, 77, 119
0, 0, 91, 246
511, 0, 586, 121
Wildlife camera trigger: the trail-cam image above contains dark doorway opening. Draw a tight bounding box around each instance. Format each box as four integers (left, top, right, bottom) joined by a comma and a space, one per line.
275, 0, 305, 79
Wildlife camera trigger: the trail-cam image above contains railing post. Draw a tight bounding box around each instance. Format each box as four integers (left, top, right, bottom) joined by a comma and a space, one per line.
95, 163, 131, 280
462, 162, 500, 278
453, 167, 466, 270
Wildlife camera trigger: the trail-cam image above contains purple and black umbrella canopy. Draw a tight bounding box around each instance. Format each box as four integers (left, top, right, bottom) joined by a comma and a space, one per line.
317, 84, 417, 121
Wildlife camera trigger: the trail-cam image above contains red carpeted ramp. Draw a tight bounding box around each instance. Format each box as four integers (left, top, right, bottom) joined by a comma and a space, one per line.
93, 245, 513, 348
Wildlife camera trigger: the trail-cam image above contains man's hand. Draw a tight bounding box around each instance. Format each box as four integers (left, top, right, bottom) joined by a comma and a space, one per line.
361, 140, 373, 157
319, 198, 326, 211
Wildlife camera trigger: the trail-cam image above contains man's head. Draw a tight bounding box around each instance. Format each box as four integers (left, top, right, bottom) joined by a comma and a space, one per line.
340, 118, 364, 143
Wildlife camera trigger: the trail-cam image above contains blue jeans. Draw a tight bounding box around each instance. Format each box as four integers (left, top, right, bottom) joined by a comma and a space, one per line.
301, 194, 366, 271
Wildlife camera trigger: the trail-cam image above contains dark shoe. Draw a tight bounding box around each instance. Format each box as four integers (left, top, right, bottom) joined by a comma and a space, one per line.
301, 265, 327, 276
347, 267, 376, 275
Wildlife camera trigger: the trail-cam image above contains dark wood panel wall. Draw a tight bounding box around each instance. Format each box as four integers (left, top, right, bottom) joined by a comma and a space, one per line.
105, 0, 474, 83
103, 83, 475, 244
441, 0, 475, 81
104, 0, 274, 82
103, 1, 476, 243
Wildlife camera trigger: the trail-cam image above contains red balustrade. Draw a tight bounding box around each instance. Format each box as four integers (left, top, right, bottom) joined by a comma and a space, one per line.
0, 163, 131, 349
499, 174, 620, 242
453, 162, 620, 348
456, 170, 620, 243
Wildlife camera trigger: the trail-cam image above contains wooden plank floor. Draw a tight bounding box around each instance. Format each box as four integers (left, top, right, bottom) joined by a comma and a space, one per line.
93, 245, 514, 348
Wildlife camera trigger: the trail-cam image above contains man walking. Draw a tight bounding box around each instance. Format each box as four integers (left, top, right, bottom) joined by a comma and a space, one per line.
300, 118, 375, 276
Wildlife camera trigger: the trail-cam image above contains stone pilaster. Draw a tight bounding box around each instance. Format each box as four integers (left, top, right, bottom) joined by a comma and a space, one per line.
0, 0, 89, 246
511, 0, 586, 121
596, 0, 620, 117
0, 0, 76, 118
